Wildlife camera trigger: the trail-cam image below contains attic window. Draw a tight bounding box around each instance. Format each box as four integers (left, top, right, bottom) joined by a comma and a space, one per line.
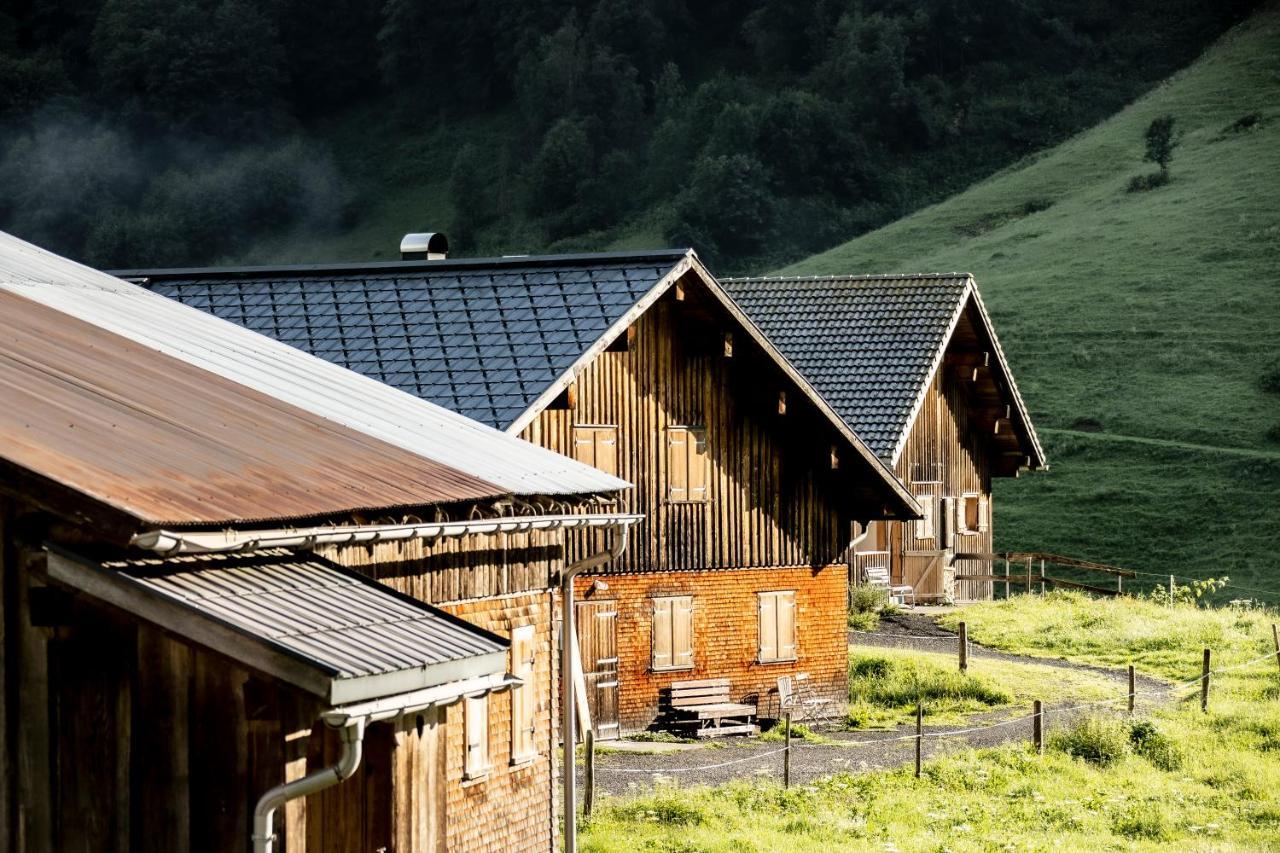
666, 426, 708, 503
914, 493, 936, 541
573, 425, 618, 476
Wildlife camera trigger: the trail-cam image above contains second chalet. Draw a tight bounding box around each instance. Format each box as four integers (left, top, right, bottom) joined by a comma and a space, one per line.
724, 273, 1047, 604
118, 239, 921, 737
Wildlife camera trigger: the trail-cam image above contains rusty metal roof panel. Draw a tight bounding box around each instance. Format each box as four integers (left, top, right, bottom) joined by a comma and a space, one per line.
0, 231, 630, 511
99, 549, 510, 705
0, 288, 508, 525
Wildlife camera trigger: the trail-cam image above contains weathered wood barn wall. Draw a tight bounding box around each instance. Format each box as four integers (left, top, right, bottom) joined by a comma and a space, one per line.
0, 500, 568, 853
519, 278, 907, 733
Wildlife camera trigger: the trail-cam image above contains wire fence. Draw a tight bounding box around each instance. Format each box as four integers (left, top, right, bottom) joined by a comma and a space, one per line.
583, 640, 1280, 790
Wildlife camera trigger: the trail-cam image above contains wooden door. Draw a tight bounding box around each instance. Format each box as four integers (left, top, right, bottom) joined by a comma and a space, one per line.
576, 600, 620, 740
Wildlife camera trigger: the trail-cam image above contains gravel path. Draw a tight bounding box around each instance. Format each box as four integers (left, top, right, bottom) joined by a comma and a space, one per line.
577, 611, 1174, 797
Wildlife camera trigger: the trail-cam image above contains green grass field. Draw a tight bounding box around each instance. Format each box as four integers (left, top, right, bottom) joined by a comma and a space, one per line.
581, 594, 1280, 850
784, 11, 1280, 597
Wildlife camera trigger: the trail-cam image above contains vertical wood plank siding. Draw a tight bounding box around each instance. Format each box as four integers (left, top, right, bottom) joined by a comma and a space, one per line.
893, 361, 994, 602
521, 294, 851, 574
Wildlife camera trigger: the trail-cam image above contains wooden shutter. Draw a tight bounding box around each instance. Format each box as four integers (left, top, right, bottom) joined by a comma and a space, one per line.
687, 429, 707, 501
667, 428, 688, 501
777, 591, 797, 660
573, 426, 596, 467
651, 598, 673, 669
574, 425, 618, 476
757, 593, 778, 662
977, 495, 990, 532
916, 494, 935, 541
652, 596, 694, 670
464, 696, 489, 778
673, 596, 694, 667
594, 427, 618, 476
510, 625, 537, 762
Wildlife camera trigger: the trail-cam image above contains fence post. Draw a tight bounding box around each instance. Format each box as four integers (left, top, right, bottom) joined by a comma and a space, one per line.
1168, 575, 1175, 607
1039, 559, 1046, 595
1026, 557, 1032, 595
1032, 699, 1043, 755
1201, 648, 1211, 713
1127, 665, 1136, 715
958, 621, 969, 673
584, 729, 595, 818
1272, 624, 1280, 689
914, 701, 923, 778
1002, 558, 1010, 599
1117, 573, 1123, 595
783, 712, 792, 789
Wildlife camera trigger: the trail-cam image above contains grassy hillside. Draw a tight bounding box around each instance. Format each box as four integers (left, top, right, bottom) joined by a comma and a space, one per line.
784, 9, 1280, 597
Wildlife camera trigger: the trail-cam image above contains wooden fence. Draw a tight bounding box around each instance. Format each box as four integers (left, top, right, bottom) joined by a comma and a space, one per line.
953, 551, 1136, 598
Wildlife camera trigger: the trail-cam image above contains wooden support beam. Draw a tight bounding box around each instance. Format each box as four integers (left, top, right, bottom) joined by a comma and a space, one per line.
605, 326, 636, 352
565, 381, 578, 409
777, 390, 787, 415
723, 332, 734, 358
945, 350, 990, 368
674, 280, 686, 301
830, 445, 839, 470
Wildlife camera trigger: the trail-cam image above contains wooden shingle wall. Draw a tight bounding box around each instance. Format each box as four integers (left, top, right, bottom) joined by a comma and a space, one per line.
574, 565, 848, 732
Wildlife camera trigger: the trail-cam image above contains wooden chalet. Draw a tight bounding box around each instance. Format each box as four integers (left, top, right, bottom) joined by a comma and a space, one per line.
0, 232, 636, 852
121, 242, 921, 737
725, 274, 1047, 603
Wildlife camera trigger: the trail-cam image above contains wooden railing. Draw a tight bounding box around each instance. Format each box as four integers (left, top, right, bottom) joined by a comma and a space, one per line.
953, 551, 1136, 598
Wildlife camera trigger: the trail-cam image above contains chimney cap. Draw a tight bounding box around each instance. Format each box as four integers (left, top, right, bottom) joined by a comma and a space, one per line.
400, 232, 449, 260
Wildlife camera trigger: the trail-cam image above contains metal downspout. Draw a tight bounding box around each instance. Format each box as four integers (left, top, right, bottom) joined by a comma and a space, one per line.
252, 718, 365, 853
561, 525, 630, 853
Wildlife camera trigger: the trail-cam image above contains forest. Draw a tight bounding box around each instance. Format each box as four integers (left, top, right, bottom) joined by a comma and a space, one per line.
0, 0, 1259, 271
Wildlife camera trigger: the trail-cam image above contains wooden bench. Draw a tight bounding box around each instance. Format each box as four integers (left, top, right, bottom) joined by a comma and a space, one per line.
669, 678, 758, 737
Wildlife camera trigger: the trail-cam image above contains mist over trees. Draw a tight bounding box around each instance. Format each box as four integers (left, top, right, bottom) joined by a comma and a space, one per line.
0, 0, 1258, 269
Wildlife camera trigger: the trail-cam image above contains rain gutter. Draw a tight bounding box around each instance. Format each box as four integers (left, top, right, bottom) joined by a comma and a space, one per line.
131, 512, 645, 555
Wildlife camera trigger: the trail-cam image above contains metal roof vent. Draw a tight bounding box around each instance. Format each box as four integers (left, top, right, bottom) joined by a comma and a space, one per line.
400, 232, 448, 260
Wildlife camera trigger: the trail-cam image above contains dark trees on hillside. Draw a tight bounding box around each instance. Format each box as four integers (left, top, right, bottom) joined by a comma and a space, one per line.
0, 0, 1262, 269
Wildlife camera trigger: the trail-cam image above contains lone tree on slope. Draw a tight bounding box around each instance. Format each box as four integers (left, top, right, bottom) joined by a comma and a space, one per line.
1144, 115, 1178, 174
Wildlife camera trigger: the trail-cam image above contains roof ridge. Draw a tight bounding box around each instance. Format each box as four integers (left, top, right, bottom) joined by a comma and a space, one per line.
724, 272, 973, 283
109, 248, 693, 281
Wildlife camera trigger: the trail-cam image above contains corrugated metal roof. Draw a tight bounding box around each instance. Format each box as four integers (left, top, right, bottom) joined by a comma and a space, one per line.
100, 549, 509, 705
126, 251, 691, 430
0, 290, 508, 526
0, 231, 630, 500
723, 274, 1044, 467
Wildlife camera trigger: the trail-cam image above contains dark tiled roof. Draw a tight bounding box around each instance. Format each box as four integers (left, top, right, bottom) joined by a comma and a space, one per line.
723, 275, 972, 461
129, 252, 689, 430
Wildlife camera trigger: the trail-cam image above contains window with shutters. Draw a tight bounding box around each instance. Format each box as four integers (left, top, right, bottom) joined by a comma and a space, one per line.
572, 425, 618, 476
757, 591, 797, 663
509, 625, 537, 763
464, 695, 490, 780
959, 493, 984, 534
914, 493, 935, 541
651, 596, 694, 671
666, 426, 708, 502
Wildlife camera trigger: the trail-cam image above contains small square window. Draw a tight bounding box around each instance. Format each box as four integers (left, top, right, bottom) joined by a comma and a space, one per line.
667, 426, 708, 502
464, 695, 490, 780
651, 596, 694, 671
757, 591, 797, 663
